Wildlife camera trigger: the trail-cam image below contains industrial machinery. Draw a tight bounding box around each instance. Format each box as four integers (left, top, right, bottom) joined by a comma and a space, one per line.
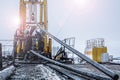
0, 0, 119, 80
54, 37, 75, 63
85, 38, 108, 62
13, 0, 52, 62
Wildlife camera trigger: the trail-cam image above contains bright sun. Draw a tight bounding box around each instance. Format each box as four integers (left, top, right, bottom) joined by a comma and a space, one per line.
13, 16, 20, 26
73, 0, 89, 7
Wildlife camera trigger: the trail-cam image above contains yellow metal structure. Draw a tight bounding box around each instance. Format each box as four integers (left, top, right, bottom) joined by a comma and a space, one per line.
19, 0, 48, 32
40, 0, 43, 26
85, 38, 108, 62
36, 39, 39, 50
16, 41, 21, 54
44, 0, 48, 31
103, 47, 107, 53
17, 0, 52, 58
21, 41, 25, 52
97, 48, 103, 62
44, 35, 48, 53
48, 38, 52, 53
19, 0, 26, 32
92, 47, 107, 62
92, 48, 97, 61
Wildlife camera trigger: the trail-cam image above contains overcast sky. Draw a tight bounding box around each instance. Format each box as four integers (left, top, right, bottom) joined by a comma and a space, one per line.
0, 0, 120, 57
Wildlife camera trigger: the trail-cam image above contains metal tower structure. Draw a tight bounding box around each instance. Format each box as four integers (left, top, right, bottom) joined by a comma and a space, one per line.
14, 0, 52, 60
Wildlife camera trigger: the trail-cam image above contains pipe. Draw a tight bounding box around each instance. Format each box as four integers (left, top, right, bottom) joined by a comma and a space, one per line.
47, 64, 88, 80
0, 66, 15, 80
37, 26, 119, 80
30, 50, 111, 80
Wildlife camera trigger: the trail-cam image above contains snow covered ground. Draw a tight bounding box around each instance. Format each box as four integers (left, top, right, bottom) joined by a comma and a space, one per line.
10, 64, 66, 80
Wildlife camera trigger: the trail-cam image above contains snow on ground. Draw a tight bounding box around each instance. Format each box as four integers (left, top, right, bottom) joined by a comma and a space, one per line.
10, 64, 65, 80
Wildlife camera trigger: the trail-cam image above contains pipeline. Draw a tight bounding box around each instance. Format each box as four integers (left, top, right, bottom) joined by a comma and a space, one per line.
37, 25, 119, 80
30, 50, 111, 80
47, 64, 90, 80
0, 66, 15, 80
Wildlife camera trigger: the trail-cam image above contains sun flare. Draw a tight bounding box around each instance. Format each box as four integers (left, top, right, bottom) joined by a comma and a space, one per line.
73, 0, 89, 8
13, 16, 20, 26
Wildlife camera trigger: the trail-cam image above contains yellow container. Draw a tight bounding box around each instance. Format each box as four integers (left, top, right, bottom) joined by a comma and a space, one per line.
92, 48, 97, 62
92, 47, 108, 62
97, 48, 103, 62
102, 47, 107, 53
